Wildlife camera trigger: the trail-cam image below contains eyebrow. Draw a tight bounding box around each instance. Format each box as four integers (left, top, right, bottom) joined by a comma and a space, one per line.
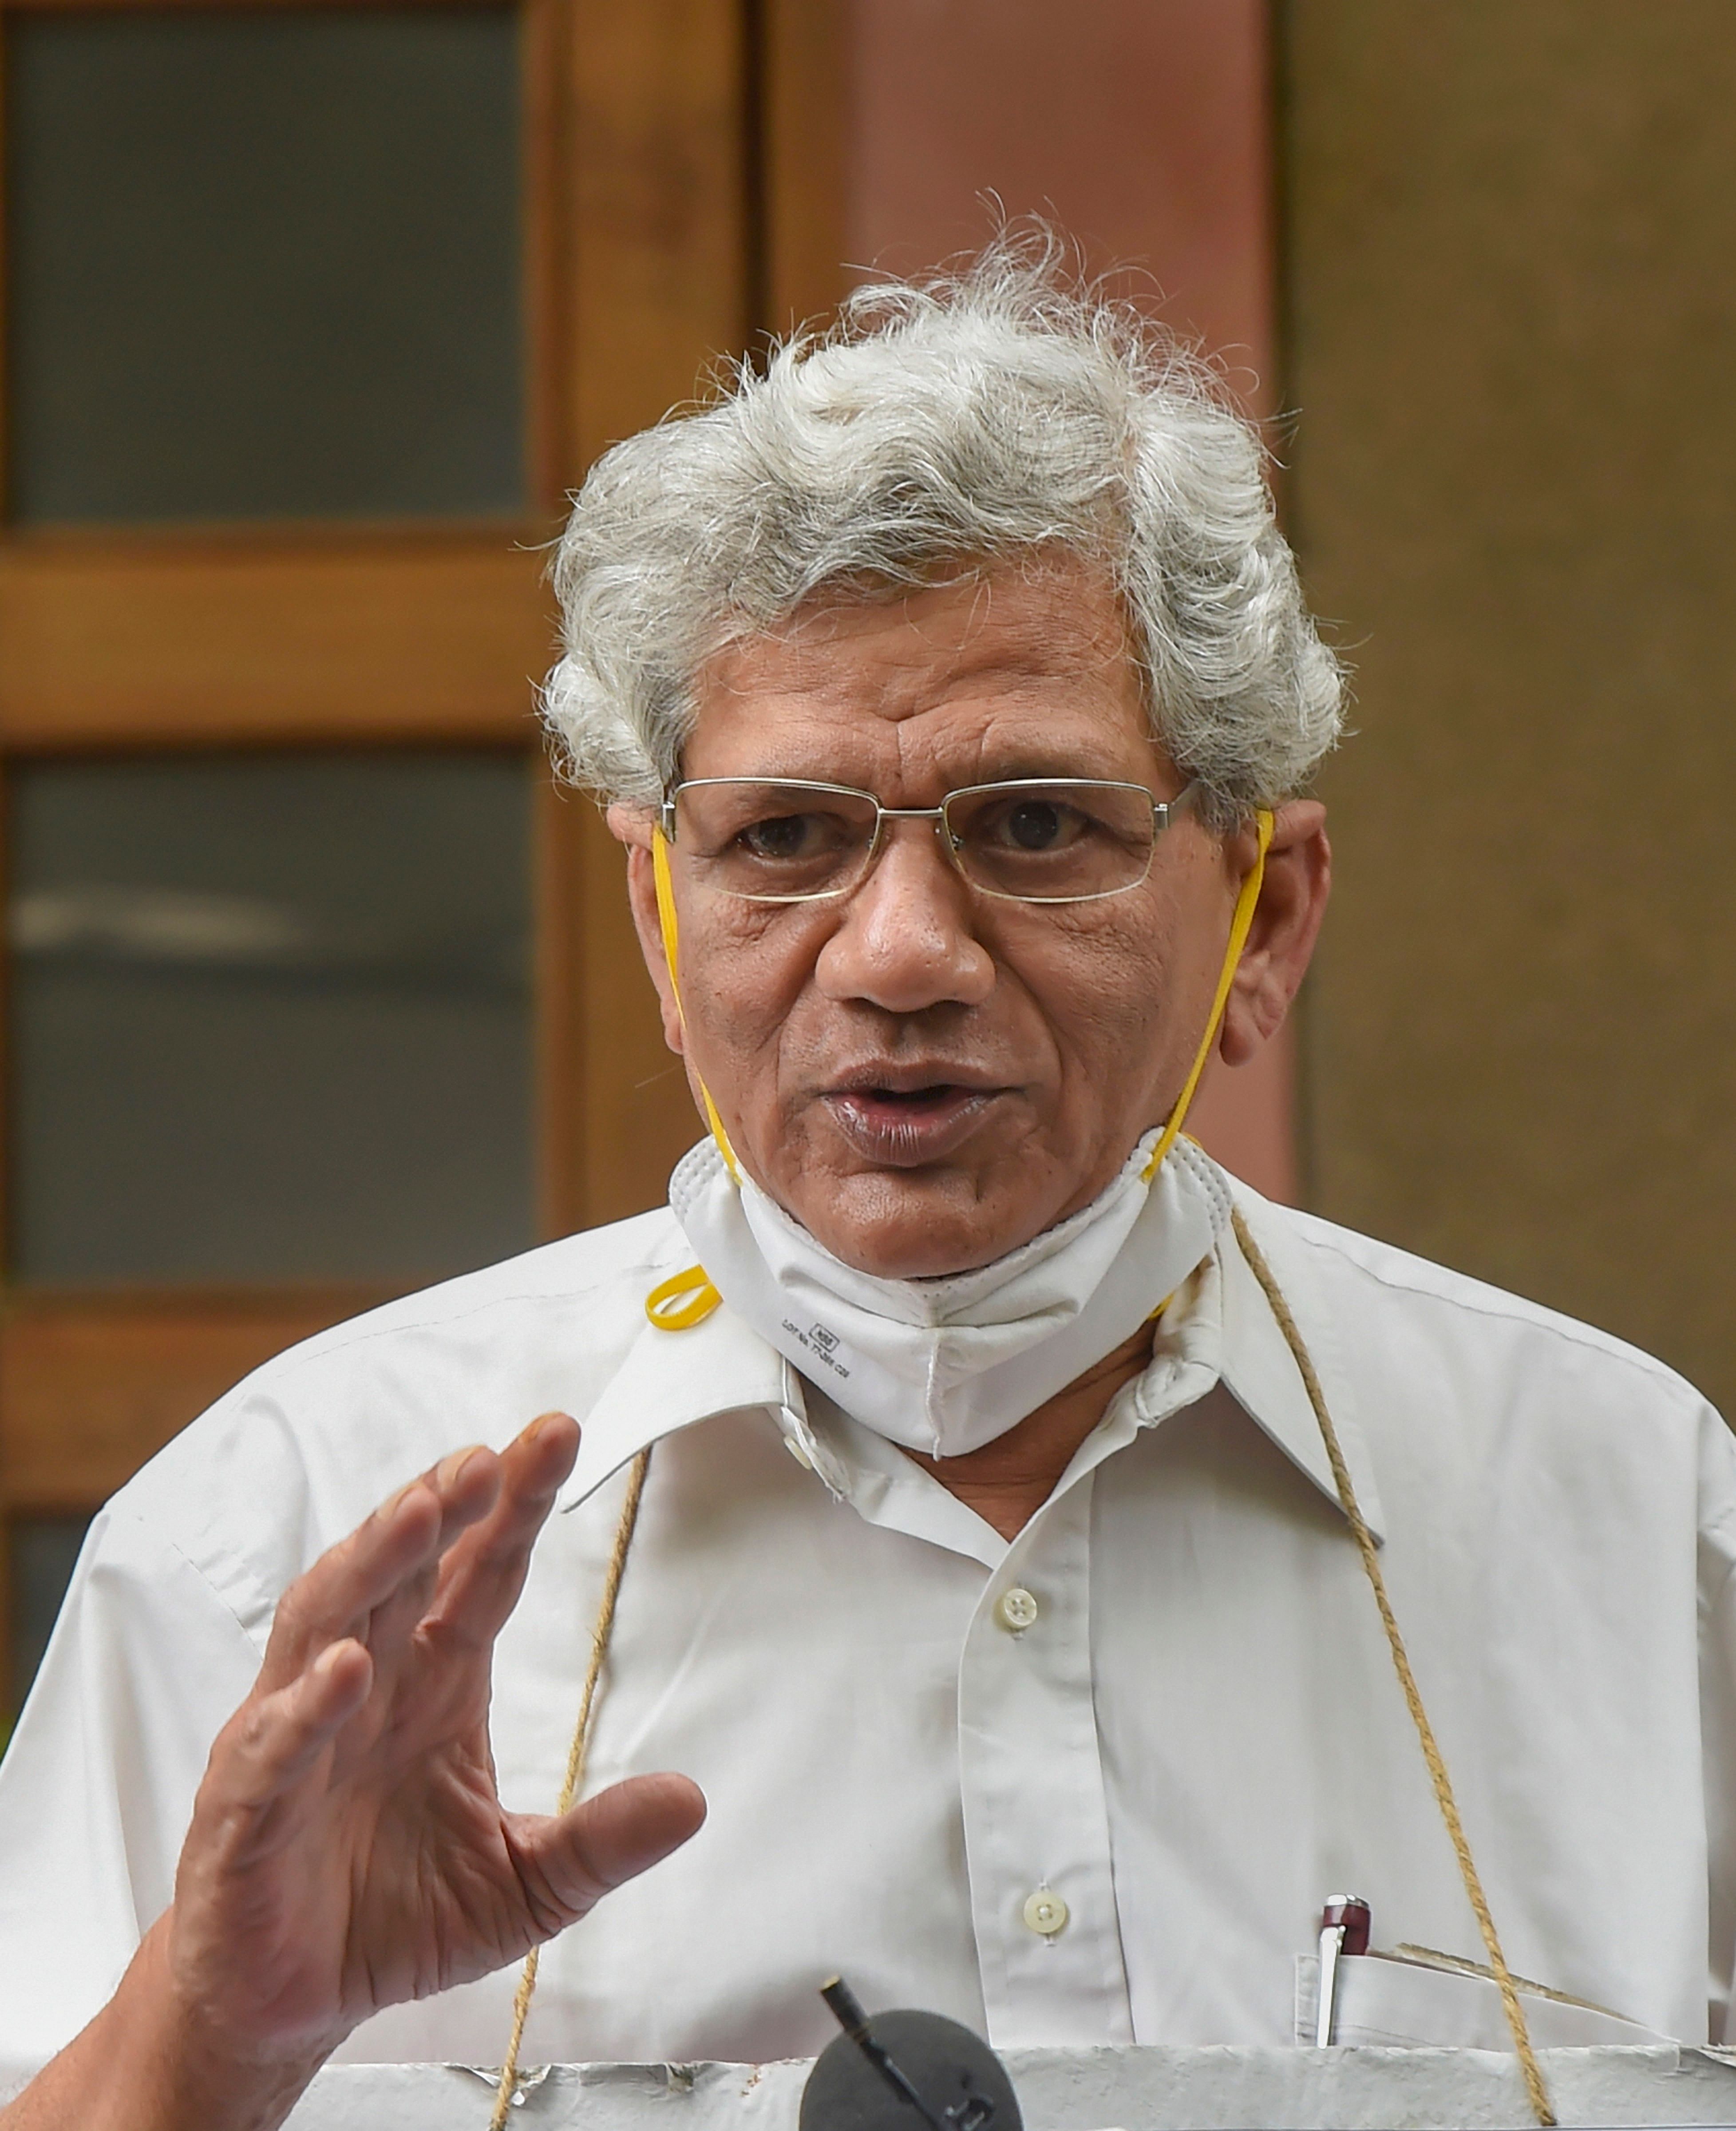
961, 752, 1140, 784
705, 762, 1149, 804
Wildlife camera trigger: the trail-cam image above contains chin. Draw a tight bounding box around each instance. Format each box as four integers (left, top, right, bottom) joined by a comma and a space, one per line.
790, 1176, 1040, 1282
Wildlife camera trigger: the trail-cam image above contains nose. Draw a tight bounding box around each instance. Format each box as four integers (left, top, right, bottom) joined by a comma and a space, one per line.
814, 816, 996, 1014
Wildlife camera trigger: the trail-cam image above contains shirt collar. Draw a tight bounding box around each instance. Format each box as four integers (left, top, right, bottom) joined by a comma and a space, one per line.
557, 1279, 795, 1513
560, 1183, 1386, 1546
1216, 1182, 1387, 1544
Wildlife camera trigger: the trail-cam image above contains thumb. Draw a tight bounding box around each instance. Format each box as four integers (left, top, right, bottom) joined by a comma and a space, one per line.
517, 1772, 707, 1926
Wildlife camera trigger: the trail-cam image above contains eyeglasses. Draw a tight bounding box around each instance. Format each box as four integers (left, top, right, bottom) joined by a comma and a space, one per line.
659, 776, 1198, 906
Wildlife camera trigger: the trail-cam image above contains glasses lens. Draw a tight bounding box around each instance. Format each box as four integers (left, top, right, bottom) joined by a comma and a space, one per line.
671, 781, 880, 902
946, 781, 1156, 902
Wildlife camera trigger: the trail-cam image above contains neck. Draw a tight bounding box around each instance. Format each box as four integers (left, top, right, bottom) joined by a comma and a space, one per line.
903, 1321, 1155, 1539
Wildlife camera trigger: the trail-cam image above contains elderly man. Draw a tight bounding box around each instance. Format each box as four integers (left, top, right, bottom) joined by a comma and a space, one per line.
3, 247, 1734, 2131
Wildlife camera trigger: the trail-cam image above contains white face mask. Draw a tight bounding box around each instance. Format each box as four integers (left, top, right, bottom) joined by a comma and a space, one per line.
670, 1131, 1229, 1459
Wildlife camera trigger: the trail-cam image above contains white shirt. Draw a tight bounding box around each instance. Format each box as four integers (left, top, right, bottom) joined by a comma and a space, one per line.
1, 1165, 1733, 2070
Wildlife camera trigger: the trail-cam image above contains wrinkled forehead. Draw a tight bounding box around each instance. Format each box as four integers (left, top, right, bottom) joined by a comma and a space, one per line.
683, 556, 1165, 794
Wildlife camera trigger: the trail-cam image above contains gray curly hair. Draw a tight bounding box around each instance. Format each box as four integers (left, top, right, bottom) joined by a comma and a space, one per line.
543, 235, 1343, 831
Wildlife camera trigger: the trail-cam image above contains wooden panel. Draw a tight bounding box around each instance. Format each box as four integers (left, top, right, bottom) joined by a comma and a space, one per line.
535, 0, 748, 1228
0, 1288, 393, 1508
564, 0, 750, 471
530, 767, 698, 1244
0, 531, 558, 745
0, 0, 769, 1632
576, 804, 702, 1228
534, 769, 590, 1237
534, 781, 699, 1236
760, 0, 849, 330
521, 0, 571, 511
0, 0, 504, 14
0, 0, 755, 1267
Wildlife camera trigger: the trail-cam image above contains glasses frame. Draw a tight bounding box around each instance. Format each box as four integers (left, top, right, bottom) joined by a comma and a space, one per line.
659, 776, 1199, 906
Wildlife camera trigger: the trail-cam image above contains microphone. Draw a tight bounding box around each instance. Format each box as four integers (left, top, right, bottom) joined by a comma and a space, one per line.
800, 1976, 1023, 2131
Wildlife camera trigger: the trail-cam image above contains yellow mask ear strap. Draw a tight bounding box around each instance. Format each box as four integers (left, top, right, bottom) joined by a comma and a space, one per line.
1141, 808, 1276, 1183
645, 1262, 724, 1330
652, 824, 741, 1182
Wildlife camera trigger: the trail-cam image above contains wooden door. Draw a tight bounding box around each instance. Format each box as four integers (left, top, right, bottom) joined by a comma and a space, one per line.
0, 0, 751, 1709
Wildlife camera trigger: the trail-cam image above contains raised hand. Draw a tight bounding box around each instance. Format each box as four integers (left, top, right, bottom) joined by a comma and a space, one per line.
4, 1414, 705, 2131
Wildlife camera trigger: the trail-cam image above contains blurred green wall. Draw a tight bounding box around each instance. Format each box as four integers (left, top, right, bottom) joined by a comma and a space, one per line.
1283, 1, 1736, 1416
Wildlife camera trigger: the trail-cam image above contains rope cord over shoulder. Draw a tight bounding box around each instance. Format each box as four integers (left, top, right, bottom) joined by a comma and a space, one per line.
1228, 1206, 1555, 2129
488, 1447, 652, 2129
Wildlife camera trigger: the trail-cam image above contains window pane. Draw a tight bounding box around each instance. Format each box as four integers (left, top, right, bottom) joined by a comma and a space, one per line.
8, 754, 535, 1285
4, 8, 524, 524
7, 1515, 91, 1719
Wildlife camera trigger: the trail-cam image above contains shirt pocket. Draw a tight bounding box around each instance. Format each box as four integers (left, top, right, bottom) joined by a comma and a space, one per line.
1295, 1951, 1675, 2049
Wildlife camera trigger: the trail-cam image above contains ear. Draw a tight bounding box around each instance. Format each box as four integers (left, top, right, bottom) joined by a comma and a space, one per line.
1218, 800, 1331, 1068
608, 802, 686, 1057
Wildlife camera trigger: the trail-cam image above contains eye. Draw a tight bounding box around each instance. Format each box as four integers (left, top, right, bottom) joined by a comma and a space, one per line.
1010, 800, 1063, 850
982, 797, 1089, 852
737, 811, 835, 861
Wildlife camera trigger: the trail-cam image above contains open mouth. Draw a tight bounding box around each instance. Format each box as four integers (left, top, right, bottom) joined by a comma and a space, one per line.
823, 1081, 1002, 1166
863, 1084, 968, 1111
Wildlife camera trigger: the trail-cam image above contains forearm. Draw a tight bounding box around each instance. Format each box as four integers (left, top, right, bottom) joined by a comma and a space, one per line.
0, 1919, 328, 2131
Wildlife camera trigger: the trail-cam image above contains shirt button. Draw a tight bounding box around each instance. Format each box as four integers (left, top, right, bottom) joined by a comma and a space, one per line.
995, 1586, 1040, 1632
1022, 1888, 1069, 1937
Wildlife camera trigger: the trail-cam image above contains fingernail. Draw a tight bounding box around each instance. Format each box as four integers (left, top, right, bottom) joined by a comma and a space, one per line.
435, 1446, 487, 1491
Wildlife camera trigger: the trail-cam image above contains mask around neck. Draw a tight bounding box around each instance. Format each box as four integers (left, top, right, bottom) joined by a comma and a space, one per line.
669, 1131, 1229, 1459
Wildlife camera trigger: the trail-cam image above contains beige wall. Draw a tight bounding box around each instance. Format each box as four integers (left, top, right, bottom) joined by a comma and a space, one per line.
1282, 3, 1736, 1413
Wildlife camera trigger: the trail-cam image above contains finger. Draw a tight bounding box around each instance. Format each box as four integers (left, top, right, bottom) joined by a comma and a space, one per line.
510, 1773, 707, 1936
358, 1443, 525, 1683
260, 1448, 500, 1690
419, 1414, 581, 1655
197, 1640, 375, 1858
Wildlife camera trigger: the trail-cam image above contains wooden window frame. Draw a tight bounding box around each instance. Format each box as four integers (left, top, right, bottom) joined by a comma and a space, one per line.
0, 0, 758, 1701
